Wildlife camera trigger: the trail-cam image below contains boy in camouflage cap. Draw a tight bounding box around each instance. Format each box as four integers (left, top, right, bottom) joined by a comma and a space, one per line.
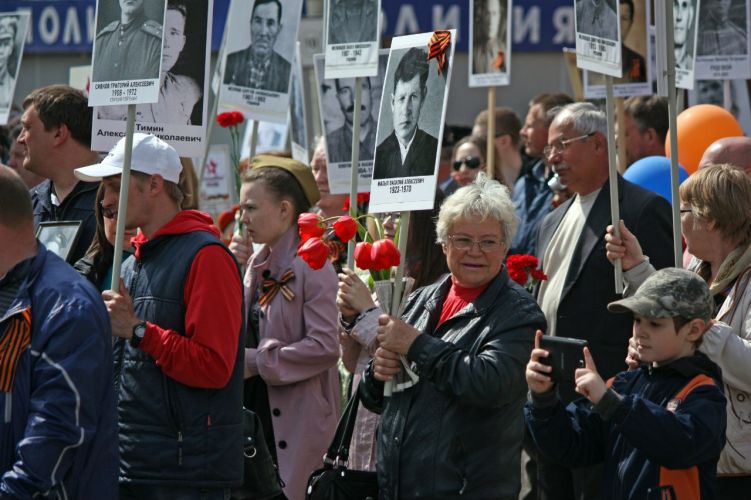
525, 267, 727, 499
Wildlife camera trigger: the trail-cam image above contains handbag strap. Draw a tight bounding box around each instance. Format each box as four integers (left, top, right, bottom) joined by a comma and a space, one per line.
323, 389, 361, 466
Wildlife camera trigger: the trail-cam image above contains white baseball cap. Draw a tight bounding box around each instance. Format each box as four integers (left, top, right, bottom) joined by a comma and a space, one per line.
74, 133, 182, 184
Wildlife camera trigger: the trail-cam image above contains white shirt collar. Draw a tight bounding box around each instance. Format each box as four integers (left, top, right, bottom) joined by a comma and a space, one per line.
397, 129, 417, 164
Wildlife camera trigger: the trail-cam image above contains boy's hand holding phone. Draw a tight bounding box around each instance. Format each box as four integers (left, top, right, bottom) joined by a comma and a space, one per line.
574, 347, 607, 404
526, 330, 555, 394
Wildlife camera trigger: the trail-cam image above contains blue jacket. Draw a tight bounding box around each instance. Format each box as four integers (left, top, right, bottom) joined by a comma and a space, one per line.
526, 353, 726, 500
0, 243, 118, 499
509, 158, 552, 256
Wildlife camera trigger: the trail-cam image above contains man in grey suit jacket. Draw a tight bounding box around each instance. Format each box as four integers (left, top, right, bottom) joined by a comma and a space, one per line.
223, 0, 291, 93
533, 102, 673, 500
373, 47, 438, 179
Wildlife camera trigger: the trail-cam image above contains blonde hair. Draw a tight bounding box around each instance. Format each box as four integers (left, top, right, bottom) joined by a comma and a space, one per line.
679, 163, 751, 246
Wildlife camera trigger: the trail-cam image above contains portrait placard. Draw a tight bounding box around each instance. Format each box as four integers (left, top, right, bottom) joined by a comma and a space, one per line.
36, 221, 83, 263
200, 144, 234, 217
468, 0, 512, 87
675, 0, 701, 89
368, 31, 456, 214
315, 50, 389, 195
324, 0, 380, 79
219, 0, 304, 124
91, 0, 212, 157
290, 43, 308, 164
239, 117, 289, 158
89, 0, 166, 106
584, 0, 652, 98
574, 0, 623, 78
0, 12, 29, 125
695, 0, 750, 80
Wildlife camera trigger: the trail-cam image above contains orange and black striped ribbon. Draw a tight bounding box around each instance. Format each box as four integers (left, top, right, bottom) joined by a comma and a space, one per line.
259, 269, 295, 307
0, 308, 31, 392
428, 30, 452, 75
495, 50, 505, 70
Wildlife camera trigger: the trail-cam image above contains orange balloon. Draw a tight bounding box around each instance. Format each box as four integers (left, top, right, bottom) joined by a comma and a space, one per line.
665, 104, 744, 174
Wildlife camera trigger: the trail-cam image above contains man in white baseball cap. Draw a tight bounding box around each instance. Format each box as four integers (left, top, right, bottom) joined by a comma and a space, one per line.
75, 133, 245, 498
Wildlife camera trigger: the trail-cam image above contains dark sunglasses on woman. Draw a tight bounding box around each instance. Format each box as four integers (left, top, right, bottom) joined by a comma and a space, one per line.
452, 156, 482, 171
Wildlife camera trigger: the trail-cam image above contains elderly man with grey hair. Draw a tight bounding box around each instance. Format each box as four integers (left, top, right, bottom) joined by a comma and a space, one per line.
359, 173, 546, 499
532, 102, 674, 500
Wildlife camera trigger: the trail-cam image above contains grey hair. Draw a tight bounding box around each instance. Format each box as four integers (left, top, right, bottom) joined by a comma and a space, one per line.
436, 172, 518, 246
552, 102, 607, 136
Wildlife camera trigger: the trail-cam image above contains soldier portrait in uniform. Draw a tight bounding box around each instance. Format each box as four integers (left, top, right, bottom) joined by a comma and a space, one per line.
698, 0, 748, 56
327, 0, 378, 45
576, 0, 619, 41
98, 0, 205, 125
373, 47, 440, 180
472, 0, 508, 74
0, 15, 21, 111
92, 0, 165, 82
223, 0, 292, 93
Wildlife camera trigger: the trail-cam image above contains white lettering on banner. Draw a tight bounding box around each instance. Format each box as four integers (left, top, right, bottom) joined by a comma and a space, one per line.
39, 6, 60, 45
63, 6, 82, 45
393, 5, 419, 36
432, 5, 460, 41
552, 7, 574, 45
514, 6, 539, 44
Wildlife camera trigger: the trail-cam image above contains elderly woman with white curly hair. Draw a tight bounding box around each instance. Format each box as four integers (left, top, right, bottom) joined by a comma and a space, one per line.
359, 173, 546, 499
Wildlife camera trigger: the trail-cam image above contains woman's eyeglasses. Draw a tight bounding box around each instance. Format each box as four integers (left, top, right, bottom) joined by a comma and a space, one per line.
452, 156, 483, 171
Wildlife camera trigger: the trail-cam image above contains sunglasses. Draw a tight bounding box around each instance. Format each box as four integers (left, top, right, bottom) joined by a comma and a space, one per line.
452, 156, 483, 171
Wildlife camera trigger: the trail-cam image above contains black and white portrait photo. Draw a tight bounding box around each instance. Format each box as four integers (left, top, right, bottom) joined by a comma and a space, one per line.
324, 0, 381, 79
37, 221, 83, 263
675, 0, 700, 88
470, 0, 510, 77
290, 44, 308, 164
585, 0, 651, 98
223, 0, 292, 92
574, 0, 622, 77
576, 0, 619, 41
368, 31, 456, 214
0, 12, 29, 124
695, 0, 750, 80
91, 0, 166, 82
698, 0, 747, 56
220, 0, 303, 122
314, 51, 387, 193
92, 0, 212, 158
327, 0, 378, 45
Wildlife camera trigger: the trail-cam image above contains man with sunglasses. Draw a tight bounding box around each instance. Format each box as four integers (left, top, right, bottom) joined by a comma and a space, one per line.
533, 102, 673, 500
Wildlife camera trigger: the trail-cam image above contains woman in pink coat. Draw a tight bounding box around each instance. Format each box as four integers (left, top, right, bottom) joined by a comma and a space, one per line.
232, 155, 341, 500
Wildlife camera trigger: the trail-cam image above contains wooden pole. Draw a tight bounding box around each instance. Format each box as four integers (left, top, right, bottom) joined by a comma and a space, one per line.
486, 87, 496, 178
249, 121, 259, 158
616, 98, 627, 173
605, 77, 623, 294
110, 104, 137, 291
663, 0, 683, 267
390, 211, 411, 315
346, 77, 363, 270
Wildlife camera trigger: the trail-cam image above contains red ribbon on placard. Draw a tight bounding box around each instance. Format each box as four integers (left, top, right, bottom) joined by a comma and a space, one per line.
495, 50, 505, 70
428, 30, 451, 75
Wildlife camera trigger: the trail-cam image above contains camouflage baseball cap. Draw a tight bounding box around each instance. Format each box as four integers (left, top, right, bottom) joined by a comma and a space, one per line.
608, 267, 713, 321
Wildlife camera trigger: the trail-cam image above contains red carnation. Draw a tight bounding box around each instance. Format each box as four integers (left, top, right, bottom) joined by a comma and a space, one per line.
530, 268, 548, 281
297, 237, 329, 270
333, 215, 357, 243
298, 213, 325, 242
371, 239, 400, 270
216, 111, 244, 128
508, 268, 528, 286
354, 242, 374, 269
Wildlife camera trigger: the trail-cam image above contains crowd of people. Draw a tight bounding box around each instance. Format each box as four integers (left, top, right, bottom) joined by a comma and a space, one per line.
3, 77, 751, 500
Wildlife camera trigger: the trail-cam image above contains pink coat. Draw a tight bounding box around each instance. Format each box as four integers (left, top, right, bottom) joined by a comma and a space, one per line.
244, 227, 341, 500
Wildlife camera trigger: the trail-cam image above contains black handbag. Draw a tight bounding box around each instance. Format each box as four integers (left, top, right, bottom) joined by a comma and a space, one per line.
231, 407, 285, 500
305, 390, 379, 500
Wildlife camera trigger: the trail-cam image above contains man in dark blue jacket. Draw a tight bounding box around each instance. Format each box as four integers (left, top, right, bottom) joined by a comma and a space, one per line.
19, 85, 101, 264
0, 165, 118, 499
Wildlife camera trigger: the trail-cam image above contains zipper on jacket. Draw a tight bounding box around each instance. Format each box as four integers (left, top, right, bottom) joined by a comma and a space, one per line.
177, 430, 183, 465
4, 392, 10, 424
459, 477, 467, 495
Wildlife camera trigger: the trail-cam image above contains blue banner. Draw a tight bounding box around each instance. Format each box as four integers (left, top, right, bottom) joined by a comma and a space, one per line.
3, 0, 576, 54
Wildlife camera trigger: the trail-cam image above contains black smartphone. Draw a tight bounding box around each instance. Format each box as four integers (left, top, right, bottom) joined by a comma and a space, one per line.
539, 336, 588, 383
